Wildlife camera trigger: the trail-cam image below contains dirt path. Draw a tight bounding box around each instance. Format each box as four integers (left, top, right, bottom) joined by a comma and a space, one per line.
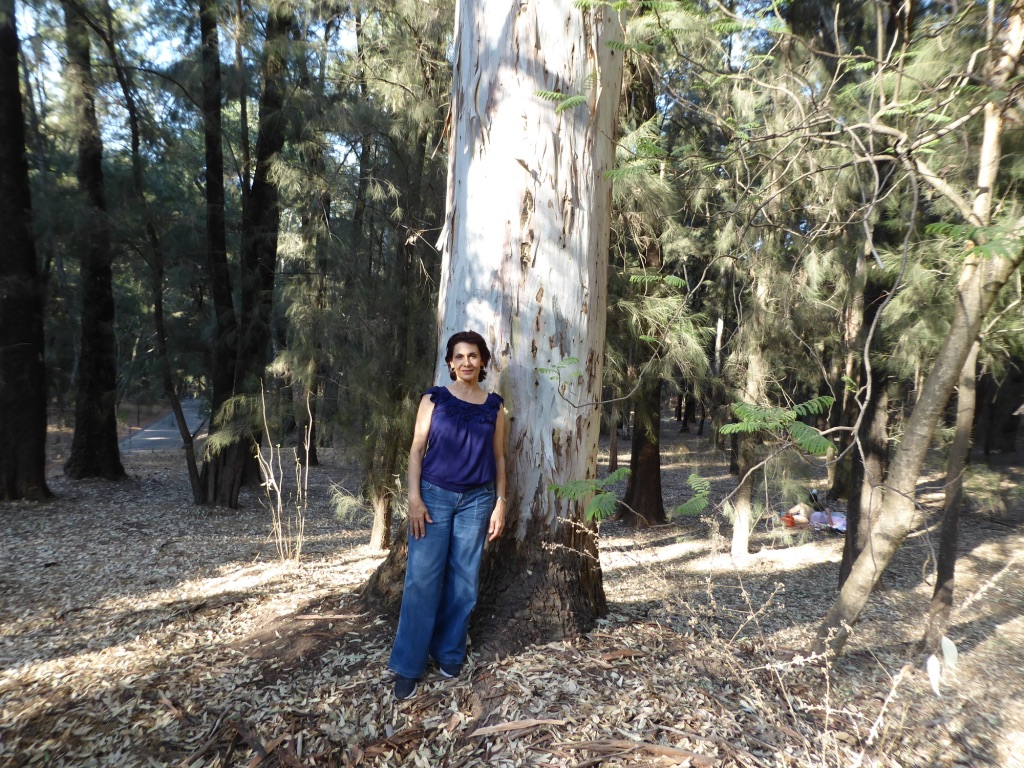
1, 426, 1021, 767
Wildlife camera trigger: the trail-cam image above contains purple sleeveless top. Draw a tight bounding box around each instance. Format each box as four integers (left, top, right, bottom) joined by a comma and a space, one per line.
420, 386, 504, 492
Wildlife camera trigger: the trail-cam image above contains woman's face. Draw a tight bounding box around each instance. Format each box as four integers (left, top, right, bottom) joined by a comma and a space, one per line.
450, 342, 483, 384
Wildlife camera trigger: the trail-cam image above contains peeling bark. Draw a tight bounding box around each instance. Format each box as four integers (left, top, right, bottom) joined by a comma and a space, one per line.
363, 0, 624, 654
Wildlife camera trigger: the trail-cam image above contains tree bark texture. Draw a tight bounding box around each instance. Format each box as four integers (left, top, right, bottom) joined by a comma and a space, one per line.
0, 0, 50, 500
813, 6, 1024, 655
840, 372, 888, 588
62, 2, 124, 481
365, 0, 624, 654
90, 5, 204, 500
731, 295, 768, 560
840, 277, 891, 588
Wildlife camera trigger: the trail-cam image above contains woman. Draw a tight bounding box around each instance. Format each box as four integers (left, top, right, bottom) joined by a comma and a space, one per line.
388, 330, 507, 700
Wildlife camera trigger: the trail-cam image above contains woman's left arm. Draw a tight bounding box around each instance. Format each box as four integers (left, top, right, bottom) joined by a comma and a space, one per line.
488, 406, 507, 542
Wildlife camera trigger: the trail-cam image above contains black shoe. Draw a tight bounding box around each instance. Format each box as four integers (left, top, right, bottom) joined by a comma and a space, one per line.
394, 675, 418, 700
437, 663, 461, 679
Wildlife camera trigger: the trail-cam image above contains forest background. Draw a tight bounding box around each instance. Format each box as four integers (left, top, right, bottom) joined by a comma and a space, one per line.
2, 0, 1024, 766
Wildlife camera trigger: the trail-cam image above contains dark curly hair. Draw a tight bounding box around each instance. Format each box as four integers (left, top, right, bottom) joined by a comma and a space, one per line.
444, 330, 492, 382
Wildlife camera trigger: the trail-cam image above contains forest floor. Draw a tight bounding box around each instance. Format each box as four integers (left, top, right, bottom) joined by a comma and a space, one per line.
2, 416, 1023, 768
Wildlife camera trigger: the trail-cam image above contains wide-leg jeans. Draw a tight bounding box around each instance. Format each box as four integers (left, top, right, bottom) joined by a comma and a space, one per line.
387, 480, 493, 679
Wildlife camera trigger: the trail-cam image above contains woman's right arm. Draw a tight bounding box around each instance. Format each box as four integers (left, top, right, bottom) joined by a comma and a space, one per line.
407, 394, 435, 539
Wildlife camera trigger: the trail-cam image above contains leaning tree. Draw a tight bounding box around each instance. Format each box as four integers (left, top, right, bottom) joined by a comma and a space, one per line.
364, 0, 625, 651
814, 0, 1024, 657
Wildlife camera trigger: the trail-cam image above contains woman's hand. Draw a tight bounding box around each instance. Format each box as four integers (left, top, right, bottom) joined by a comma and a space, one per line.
487, 499, 506, 542
408, 497, 432, 540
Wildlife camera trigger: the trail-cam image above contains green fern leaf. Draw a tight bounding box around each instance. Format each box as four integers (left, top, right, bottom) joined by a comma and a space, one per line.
674, 495, 708, 517
555, 95, 588, 113
586, 492, 619, 522
687, 472, 711, 497
662, 274, 688, 290
535, 89, 567, 103
787, 421, 833, 456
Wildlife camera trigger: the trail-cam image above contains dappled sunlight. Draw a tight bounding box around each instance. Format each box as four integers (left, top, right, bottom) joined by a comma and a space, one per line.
685, 538, 844, 575
601, 536, 706, 573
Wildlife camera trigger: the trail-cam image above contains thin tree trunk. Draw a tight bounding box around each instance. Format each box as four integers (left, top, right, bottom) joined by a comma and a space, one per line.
840, 372, 888, 587
840, 276, 891, 587
731, 295, 768, 560
63, 2, 124, 481
199, 0, 236, 434
731, 433, 758, 559
94, 1, 202, 499
234, 0, 250, 197
0, 0, 50, 500
923, 339, 979, 651
197, 0, 238, 504
608, 402, 619, 473
365, 121, 434, 549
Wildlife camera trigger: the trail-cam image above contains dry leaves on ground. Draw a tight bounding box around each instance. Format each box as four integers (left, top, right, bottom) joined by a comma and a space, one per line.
2, 425, 1023, 768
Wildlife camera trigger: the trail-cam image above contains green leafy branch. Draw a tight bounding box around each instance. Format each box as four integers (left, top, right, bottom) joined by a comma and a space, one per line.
550, 467, 630, 522
718, 396, 835, 456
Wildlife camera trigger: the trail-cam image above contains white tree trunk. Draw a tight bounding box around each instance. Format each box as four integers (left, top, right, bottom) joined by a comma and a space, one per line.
431, 0, 624, 647
437, 0, 624, 535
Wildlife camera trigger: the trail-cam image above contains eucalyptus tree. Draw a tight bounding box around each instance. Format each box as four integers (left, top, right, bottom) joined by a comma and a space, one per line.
0, 0, 50, 500
365, 0, 625, 648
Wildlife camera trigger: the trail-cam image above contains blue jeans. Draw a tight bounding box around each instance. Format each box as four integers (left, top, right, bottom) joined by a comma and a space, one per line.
388, 480, 493, 679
